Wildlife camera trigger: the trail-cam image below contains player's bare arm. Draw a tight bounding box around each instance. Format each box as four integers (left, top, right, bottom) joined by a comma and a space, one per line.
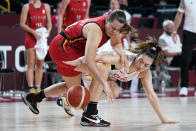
140, 69, 179, 124
57, 0, 70, 33
44, 3, 52, 36
20, 4, 40, 40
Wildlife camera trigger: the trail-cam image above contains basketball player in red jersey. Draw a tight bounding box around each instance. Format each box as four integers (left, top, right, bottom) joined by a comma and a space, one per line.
57, 0, 91, 33
22, 10, 131, 127
20, 0, 52, 93
56, 0, 91, 115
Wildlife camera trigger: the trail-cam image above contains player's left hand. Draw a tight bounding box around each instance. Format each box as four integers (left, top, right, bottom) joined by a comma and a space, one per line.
162, 120, 180, 124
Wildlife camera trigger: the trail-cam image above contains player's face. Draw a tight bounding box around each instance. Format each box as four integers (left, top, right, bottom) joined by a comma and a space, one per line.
110, 0, 120, 10
133, 54, 153, 72
32, 0, 39, 3
106, 19, 124, 36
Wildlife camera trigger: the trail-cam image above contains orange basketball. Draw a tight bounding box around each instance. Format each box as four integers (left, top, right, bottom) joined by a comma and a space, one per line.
66, 85, 90, 109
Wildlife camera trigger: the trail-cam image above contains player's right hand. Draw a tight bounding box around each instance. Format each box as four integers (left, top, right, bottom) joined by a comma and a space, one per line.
33, 32, 41, 40
103, 81, 113, 103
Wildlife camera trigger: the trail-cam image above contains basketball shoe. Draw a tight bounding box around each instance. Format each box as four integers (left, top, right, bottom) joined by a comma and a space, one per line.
56, 97, 74, 116
29, 87, 36, 94
21, 93, 39, 114
80, 110, 111, 127
179, 87, 188, 96
36, 87, 41, 93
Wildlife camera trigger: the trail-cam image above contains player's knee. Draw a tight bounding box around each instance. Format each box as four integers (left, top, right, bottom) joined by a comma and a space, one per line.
27, 64, 34, 70
36, 64, 43, 70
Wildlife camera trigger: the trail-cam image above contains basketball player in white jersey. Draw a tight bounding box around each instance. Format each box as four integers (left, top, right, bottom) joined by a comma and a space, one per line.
62, 37, 179, 124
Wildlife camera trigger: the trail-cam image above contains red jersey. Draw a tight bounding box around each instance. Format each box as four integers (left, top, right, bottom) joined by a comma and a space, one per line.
61, 14, 110, 57
26, 3, 47, 30
49, 14, 110, 76
62, 0, 88, 29
24, 3, 47, 49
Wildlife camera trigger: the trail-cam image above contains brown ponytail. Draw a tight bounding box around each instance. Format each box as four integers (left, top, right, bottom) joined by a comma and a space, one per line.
130, 37, 164, 66
120, 24, 133, 34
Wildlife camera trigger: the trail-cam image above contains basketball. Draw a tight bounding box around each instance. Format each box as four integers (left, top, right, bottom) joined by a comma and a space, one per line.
66, 85, 90, 109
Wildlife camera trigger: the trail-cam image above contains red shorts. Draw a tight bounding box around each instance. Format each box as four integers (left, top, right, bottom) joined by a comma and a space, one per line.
24, 33, 36, 49
49, 34, 83, 77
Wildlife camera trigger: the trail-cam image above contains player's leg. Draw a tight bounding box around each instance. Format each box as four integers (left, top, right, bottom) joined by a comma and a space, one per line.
34, 58, 44, 93
26, 48, 36, 93
55, 74, 83, 116
21, 64, 82, 115
80, 63, 111, 127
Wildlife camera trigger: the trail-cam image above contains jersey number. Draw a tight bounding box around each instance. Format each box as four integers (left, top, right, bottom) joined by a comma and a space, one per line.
36, 23, 43, 28
76, 15, 81, 21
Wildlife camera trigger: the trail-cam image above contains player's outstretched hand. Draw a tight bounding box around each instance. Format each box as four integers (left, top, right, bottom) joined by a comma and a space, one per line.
162, 120, 180, 124
103, 81, 113, 103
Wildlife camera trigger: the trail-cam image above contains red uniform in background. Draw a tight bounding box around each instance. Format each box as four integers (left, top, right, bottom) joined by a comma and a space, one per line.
62, 0, 88, 29
49, 14, 110, 76
25, 3, 47, 49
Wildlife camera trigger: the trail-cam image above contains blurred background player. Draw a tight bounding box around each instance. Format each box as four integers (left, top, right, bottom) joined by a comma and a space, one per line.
57, 0, 91, 33
20, 0, 52, 93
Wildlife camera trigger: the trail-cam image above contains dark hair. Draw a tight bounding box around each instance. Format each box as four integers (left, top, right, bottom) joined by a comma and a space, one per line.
108, 9, 127, 24
130, 37, 164, 66
108, 9, 132, 34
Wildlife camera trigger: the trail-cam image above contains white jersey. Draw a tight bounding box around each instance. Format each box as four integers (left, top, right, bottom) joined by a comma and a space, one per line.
81, 50, 139, 88
109, 51, 139, 82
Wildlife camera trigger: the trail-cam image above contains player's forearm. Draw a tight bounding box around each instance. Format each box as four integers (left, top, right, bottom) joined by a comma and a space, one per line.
147, 92, 167, 123
85, 58, 106, 86
174, 12, 183, 32
57, 16, 63, 33
47, 21, 52, 35
20, 23, 35, 35
96, 54, 120, 64
112, 43, 124, 56
164, 50, 181, 57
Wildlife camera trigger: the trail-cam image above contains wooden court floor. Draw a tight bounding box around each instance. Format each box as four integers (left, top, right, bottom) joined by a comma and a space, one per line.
0, 97, 196, 131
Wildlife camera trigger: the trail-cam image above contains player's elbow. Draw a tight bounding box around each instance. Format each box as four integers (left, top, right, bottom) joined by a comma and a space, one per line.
20, 23, 25, 29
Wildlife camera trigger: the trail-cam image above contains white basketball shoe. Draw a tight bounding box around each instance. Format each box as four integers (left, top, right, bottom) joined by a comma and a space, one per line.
179, 87, 188, 96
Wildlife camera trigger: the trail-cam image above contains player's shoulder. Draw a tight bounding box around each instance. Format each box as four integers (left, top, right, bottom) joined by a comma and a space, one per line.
23, 3, 30, 9
44, 3, 50, 9
22, 3, 30, 12
85, 22, 102, 32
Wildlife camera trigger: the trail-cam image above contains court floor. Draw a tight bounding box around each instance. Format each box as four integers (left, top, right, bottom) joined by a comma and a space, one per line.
0, 96, 196, 131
